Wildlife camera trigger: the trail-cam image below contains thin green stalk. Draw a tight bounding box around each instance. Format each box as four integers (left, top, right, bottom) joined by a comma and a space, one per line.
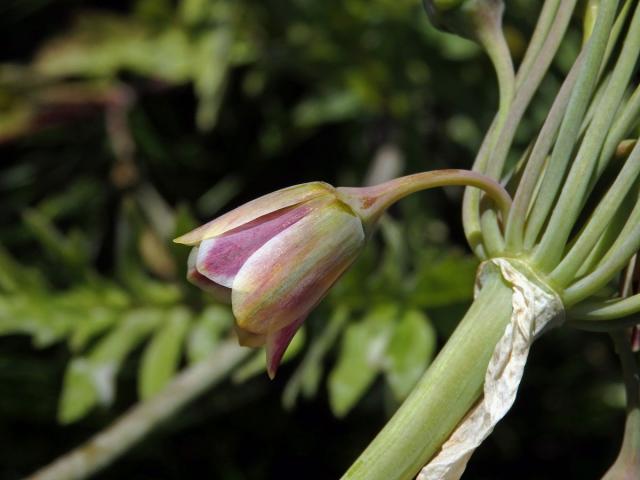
601, 0, 637, 79
569, 295, 640, 322
563, 196, 640, 306
342, 272, 513, 480
505, 52, 584, 252
534, 0, 640, 272
523, 0, 619, 253
569, 314, 640, 332
595, 84, 640, 178
462, 0, 564, 258
551, 141, 640, 286
514, 0, 561, 90
26, 341, 249, 480
462, 9, 515, 258
574, 181, 639, 279
477, 0, 578, 256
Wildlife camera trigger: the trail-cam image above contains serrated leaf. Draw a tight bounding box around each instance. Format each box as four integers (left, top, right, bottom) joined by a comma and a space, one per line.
186, 305, 233, 364
384, 309, 437, 401
138, 307, 191, 399
328, 305, 396, 417
232, 327, 306, 383
58, 309, 161, 423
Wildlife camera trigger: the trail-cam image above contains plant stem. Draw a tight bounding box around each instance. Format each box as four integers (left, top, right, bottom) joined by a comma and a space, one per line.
342, 270, 513, 480
337, 169, 511, 233
504, 51, 583, 252
564, 191, 640, 306
534, 0, 640, 272
26, 341, 249, 480
514, 0, 560, 89
523, 0, 618, 254
476, 0, 577, 256
551, 141, 640, 287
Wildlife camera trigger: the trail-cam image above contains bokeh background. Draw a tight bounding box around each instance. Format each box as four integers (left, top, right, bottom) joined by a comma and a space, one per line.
0, 1, 629, 478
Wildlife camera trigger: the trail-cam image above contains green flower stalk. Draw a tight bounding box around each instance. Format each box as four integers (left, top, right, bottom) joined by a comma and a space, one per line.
175, 170, 510, 378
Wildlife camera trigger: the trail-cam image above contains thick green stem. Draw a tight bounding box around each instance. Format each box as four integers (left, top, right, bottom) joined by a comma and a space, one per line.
342, 271, 513, 480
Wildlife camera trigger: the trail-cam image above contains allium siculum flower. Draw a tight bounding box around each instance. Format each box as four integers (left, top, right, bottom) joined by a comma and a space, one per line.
175, 171, 510, 378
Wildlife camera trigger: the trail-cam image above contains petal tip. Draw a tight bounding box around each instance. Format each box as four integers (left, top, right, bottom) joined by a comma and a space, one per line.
173, 232, 196, 245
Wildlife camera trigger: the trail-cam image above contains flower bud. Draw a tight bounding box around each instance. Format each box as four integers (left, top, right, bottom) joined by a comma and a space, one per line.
175, 182, 366, 378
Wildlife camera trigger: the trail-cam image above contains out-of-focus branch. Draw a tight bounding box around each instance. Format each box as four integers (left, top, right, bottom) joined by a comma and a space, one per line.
26, 341, 249, 480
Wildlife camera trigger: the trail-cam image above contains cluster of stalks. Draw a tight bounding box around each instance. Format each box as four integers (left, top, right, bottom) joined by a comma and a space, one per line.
345, 1, 640, 478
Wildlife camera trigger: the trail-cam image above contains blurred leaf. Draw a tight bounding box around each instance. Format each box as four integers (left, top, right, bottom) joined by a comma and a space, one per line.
196, 175, 243, 217
58, 309, 161, 423
293, 90, 364, 128
138, 228, 177, 280
384, 309, 436, 400
328, 304, 396, 417
186, 305, 233, 364
283, 307, 349, 409
194, 28, 231, 131
23, 208, 91, 276
138, 307, 191, 399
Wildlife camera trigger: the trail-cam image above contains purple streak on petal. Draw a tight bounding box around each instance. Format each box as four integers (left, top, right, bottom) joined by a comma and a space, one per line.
265, 316, 306, 379
232, 205, 364, 336
196, 204, 311, 288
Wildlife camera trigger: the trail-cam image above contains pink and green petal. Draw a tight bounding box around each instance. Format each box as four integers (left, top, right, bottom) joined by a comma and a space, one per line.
265, 316, 306, 379
195, 203, 312, 287
186, 248, 232, 303
231, 201, 365, 336
174, 182, 334, 245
